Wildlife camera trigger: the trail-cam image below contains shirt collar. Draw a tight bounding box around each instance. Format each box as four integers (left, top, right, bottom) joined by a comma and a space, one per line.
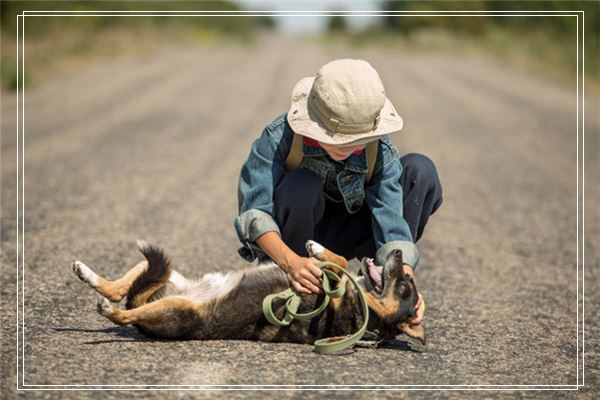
301, 140, 368, 173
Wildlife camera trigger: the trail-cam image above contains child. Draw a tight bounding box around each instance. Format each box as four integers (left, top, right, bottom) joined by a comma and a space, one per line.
235, 59, 442, 325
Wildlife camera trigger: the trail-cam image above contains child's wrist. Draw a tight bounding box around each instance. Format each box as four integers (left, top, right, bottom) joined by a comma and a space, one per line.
282, 252, 301, 271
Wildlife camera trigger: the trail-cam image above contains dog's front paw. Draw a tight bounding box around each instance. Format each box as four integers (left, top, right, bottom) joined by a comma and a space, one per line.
72, 261, 98, 287
356, 340, 382, 349
306, 240, 326, 260
96, 298, 113, 317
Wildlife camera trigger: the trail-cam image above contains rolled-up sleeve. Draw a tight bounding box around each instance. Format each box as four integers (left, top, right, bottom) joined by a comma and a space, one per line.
234, 124, 287, 261
365, 151, 419, 269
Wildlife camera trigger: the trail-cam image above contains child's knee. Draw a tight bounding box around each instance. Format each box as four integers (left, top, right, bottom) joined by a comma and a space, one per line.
402, 153, 442, 193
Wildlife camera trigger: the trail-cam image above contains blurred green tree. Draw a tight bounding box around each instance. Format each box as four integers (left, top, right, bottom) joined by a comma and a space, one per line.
327, 15, 349, 33
0, 1, 260, 36
487, 0, 599, 49
256, 15, 277, 30
381, 1, 489, 35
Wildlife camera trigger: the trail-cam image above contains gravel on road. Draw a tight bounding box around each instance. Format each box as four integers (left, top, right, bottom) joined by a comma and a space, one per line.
1, 37, 598, 399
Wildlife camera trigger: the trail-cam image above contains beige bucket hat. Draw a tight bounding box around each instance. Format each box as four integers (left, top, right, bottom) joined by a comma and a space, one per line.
287, 59, 404, 146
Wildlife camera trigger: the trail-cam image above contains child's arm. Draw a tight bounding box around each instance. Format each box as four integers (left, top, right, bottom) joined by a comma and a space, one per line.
365, 145, 419, 269
234, 119, 288, 262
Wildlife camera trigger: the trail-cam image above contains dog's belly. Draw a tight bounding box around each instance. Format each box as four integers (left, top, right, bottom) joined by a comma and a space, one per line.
177, 271, 244, 304
149, 265, 289, 340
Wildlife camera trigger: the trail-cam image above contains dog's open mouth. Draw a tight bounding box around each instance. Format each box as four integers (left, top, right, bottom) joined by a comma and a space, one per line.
361, 258, 384, 295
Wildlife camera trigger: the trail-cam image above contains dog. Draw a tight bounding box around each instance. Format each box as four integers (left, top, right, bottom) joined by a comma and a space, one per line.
72, 240, 425, 346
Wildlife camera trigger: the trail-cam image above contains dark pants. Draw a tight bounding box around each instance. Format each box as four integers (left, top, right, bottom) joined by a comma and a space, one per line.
273, 153, 443, 260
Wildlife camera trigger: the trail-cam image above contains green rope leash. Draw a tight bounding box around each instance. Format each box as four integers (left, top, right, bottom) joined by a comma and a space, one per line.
262, 261, 369, 355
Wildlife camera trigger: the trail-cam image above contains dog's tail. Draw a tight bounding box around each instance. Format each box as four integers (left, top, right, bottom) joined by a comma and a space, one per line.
125, 240, 172, 310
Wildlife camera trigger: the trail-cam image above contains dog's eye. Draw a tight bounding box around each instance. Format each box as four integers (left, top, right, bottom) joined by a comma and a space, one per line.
398, 282, 410, 298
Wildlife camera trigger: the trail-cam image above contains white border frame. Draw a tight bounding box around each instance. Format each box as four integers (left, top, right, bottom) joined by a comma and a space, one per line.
14, 9, 586, 392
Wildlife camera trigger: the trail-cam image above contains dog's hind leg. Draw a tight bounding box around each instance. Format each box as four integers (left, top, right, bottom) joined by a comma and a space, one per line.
73, 260, 147, 302
96, 297, 203, 339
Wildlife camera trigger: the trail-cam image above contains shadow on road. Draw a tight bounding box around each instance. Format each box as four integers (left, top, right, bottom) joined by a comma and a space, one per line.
379, 339, 424, 353
52, 326, 160, 344
52, 327, 426, 351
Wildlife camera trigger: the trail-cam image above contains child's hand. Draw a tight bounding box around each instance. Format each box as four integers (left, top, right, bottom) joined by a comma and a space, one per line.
284, 256, 323, 295
402, 264, 425, 325
411, 292, 425, 325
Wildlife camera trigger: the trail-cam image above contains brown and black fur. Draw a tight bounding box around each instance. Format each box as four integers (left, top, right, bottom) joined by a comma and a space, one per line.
74, 240, 425, 346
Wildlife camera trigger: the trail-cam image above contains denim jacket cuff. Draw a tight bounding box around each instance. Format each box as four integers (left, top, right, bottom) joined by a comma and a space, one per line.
375, 241, 420, 270
234, 209, 281, 262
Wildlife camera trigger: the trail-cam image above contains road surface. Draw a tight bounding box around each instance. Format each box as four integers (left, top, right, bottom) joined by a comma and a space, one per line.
1, 37, 598, 399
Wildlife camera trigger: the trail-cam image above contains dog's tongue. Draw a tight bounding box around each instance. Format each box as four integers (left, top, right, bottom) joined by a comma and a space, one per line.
366, 258, 383, 290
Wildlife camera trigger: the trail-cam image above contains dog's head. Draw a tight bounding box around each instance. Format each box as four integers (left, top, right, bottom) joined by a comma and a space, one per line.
360, 249, 425, 345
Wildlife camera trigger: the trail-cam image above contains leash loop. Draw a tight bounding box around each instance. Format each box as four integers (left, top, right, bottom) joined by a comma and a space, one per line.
262, 261, 369, 354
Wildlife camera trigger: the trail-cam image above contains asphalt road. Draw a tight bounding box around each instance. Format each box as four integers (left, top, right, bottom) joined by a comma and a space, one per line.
1, 37, 598, 399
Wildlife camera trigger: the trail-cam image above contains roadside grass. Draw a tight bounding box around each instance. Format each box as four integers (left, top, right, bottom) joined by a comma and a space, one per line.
0, 24, 255, 91
1, 56, 23, 90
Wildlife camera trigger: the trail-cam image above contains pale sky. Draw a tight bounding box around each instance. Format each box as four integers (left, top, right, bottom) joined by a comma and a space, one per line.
235, 0, 383, 34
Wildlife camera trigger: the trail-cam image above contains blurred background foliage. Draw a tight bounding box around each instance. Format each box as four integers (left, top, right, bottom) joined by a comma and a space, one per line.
380, 0, 598, 36
1, 0, 598, 90
327, 15, 349, 33
0, 1, 275, 89
0, 0, 271, 35
328, 1, 599, 86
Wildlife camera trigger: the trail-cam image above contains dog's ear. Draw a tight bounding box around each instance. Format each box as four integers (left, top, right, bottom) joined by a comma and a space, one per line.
398, 322, 426, 345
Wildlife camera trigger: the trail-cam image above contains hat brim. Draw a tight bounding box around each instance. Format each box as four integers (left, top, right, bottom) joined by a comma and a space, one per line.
286, 77, 404, 146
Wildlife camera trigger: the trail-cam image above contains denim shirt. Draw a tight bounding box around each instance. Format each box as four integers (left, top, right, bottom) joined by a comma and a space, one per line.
234, 113, 419, 268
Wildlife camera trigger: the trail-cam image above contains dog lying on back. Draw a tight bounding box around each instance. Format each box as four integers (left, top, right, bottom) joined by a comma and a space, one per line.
72, 240, 425, 346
